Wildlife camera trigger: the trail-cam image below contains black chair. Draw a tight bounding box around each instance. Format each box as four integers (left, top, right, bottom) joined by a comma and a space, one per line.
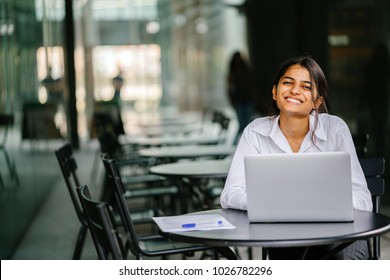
77, 185, 126, 259
55, 143, 91, 259
100, 154, 229, 260
55, 143, 162, 259
359, 156, 385, 260
353, 133, 370, 157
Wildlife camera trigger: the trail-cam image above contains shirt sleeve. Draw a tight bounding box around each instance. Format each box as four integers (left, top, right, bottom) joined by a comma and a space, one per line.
334, 120, 373, 211
220, 123, 259, 210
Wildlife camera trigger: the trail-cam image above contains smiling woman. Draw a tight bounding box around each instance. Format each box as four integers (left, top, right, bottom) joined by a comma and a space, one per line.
270, 56, 331, 152
220, 55, 373, 260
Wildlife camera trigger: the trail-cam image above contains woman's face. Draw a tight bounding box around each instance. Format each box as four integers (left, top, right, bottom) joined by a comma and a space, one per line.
272, 64, 323, 117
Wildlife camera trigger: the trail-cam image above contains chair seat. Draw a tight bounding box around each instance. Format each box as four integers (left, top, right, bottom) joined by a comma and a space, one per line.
138, 237, 210, 255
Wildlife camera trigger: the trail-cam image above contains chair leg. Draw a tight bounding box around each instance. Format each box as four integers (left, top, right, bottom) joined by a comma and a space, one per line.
212, 249, 219, 259
72, 225, 88, 260
214, 246, 239, 260
372, 237, 381, 260
1, 149, 20, 186
0, 169, 4, 188
262, 248, 269, 260
247, 247, 253, 259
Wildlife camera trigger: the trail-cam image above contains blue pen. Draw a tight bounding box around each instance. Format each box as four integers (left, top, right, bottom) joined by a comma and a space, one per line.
182, 220, 223, 228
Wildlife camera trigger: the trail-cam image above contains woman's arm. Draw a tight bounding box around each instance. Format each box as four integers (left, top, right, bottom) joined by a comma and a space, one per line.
220, 123, 259, 210
335, 120, 373, 211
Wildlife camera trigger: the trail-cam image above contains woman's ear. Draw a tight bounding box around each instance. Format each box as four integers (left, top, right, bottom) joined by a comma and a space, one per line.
313, 96, 323, 109
272, 86, 277, 100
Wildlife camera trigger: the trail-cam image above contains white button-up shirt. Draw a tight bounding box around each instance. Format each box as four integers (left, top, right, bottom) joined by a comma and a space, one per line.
220, 113, 373, 211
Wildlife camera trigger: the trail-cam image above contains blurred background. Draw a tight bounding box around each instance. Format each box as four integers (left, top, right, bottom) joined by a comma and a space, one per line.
1, 0, 390, 259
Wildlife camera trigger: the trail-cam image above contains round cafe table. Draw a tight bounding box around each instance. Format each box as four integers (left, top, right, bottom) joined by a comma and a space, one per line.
150, 159, 231, 179
159, 208, 390, 259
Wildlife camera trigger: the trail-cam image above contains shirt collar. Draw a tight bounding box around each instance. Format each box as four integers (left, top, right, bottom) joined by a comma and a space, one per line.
309, 113, 328, 141
253, 113, 328, 142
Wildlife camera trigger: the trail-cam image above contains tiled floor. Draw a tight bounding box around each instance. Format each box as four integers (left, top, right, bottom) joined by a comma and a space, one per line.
10, 143, 390, 260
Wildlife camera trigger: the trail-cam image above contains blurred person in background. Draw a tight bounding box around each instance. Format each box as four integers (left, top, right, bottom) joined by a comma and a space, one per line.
227, 51, 256, 142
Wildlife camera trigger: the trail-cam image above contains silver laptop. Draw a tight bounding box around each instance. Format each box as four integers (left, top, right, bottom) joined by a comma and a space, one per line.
244, 152, 354, 223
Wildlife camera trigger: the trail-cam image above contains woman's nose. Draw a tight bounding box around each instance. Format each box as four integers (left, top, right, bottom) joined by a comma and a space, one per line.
290, 84, 300, 94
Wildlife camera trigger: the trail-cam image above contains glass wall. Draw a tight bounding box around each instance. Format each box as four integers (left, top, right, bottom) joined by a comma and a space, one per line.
0, 0, 66, 258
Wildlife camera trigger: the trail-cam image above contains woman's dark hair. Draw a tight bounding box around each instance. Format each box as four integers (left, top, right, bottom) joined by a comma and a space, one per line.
229, 51, 248, 71
269, 55, 331, 116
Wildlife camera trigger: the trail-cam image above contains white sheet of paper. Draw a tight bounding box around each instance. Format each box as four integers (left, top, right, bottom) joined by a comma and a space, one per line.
153, 213, 235, 232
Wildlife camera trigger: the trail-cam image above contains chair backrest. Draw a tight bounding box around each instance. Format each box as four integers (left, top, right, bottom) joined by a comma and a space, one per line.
76, 185, 126, 260
359, 157, 385, 213
55, 143, 86, 226
100, 153, 144, 256
358, 156, 385, 260
353, 133, 369, 157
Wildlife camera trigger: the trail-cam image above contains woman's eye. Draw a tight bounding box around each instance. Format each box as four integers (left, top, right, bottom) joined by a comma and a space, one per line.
303, 86, 311, 90
283, 81, 292, 85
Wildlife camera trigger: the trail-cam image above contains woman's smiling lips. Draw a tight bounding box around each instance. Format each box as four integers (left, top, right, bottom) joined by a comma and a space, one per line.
285, 97, 303, 104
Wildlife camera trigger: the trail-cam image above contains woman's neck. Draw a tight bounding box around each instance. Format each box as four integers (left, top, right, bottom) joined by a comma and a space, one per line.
279, 113, 310, 152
